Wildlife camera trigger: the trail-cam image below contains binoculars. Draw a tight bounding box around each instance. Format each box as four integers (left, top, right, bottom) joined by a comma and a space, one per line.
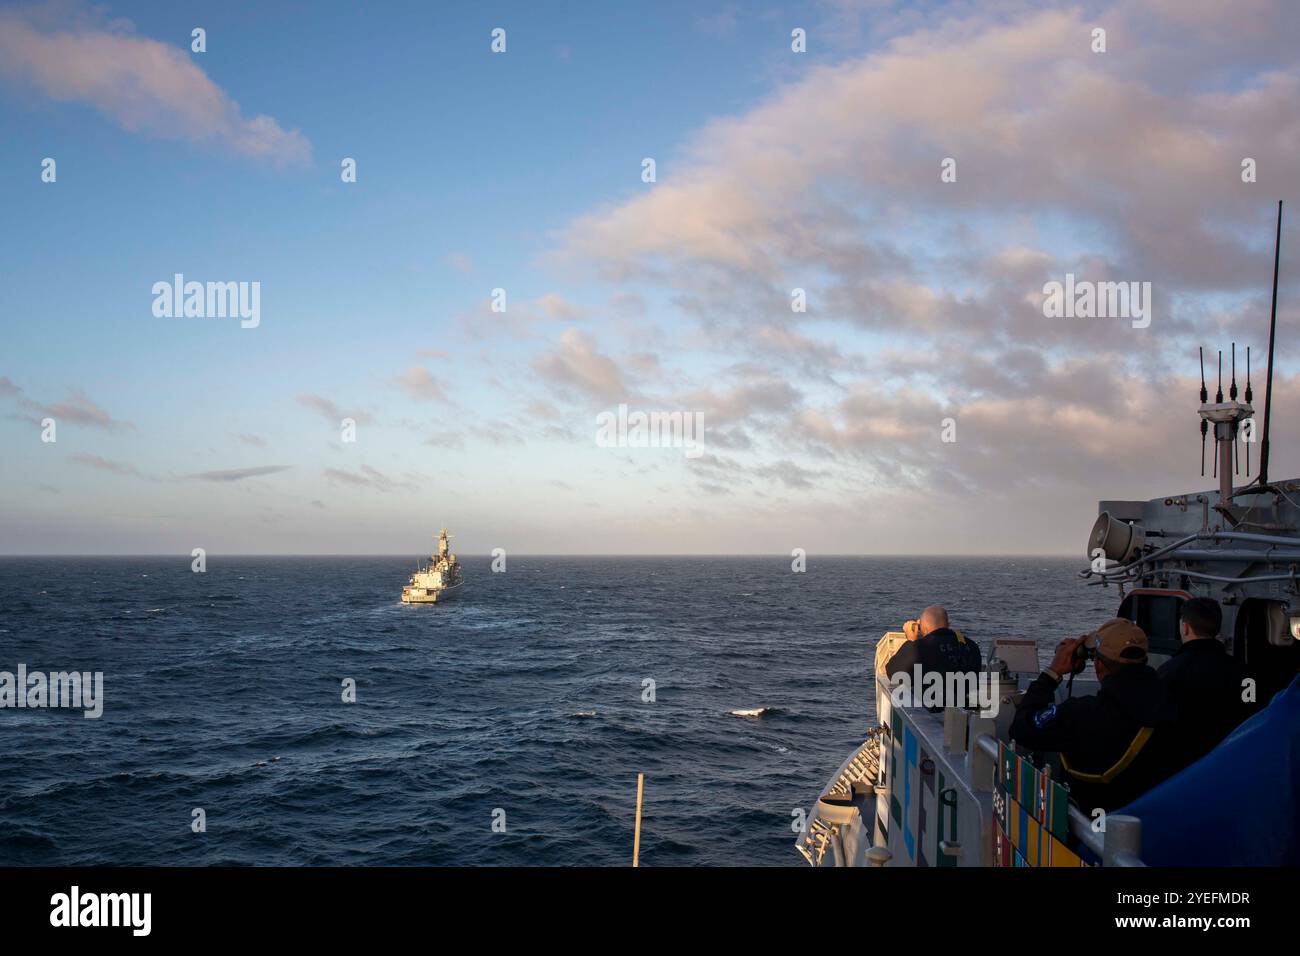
1070, 635, 1097, 675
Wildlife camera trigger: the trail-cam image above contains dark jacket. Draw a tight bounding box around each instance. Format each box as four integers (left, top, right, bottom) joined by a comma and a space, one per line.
885, 627, 982, 682
1010, 664, 1182, 813
885, 628, 982, 711
1157, 638, 1254, 772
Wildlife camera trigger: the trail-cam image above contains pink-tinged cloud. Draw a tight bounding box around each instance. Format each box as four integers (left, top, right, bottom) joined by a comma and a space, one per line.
559, 3, 1300, 302
532, 329, 630, 403
296, 393, 372, 425
323, 465, 410, 493
7, 384, 132, 430
0, 7, 310, 164
535, 0, 1300, 505
70, 453, 142, 477
393, 367, 446, 402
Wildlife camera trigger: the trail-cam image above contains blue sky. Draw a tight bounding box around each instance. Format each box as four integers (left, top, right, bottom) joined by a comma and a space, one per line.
2, 0, 1299, 554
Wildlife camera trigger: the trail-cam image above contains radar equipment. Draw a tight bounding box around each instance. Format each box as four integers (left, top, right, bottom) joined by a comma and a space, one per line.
1197, 351, 1253, 515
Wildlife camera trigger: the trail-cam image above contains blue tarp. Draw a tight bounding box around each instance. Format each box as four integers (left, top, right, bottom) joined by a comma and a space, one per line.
1117, 673, 1300, 866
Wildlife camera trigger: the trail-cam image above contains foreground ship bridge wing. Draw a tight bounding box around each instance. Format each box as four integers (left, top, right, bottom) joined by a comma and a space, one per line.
797, 642, 1143, 868
802, 204, 1300, 866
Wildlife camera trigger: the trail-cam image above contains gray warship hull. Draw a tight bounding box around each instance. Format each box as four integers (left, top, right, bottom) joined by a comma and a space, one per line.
401, 580, 462, 604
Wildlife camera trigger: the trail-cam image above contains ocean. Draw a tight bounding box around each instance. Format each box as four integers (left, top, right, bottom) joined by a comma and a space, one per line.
0, 556, 1114, 866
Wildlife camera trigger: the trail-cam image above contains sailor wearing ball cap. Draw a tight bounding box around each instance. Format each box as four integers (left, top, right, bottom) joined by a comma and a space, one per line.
1010, 618, 1183, 813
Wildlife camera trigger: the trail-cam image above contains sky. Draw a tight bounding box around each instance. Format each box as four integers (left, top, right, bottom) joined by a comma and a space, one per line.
1, 0, 1299, 555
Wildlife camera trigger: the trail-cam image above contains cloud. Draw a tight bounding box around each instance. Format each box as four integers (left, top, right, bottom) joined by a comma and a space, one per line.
536, 292, 587, 322
752, 459, 828, 490
70, 453, 142, 477
526, 399, 563, 421
181, 465, 292, 482
297, 393, 370, 425
5, 384, 132, 430
532, 329, 631, 402
324, 465, 411, 493
539, 0, 1300, 524
677, 376, 803, 426
0, 5, 310, 164
392, 367, 445, 402
560, 2, 1299, 316
49, 393, 119, 427
453, 293, 593, 342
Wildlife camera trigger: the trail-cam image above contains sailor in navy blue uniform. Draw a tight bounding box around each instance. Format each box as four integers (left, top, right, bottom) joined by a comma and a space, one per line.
1010, 619, 1182, 813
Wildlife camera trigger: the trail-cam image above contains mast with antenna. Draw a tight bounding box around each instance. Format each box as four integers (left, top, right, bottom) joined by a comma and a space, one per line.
1197, 201, 1283, 516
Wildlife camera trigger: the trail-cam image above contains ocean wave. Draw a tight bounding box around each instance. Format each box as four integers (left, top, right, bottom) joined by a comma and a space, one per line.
729, 706, 781, 718
0, 828, 58, 852
0, 554, 1102, 865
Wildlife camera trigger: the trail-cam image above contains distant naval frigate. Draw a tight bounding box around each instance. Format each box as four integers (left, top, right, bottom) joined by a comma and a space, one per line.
401, 528, 463, 604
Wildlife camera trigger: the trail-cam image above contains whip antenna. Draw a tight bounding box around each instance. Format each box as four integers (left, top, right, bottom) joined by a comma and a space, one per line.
1199, 346, 1209, 476
1260, 200, 1283, 487
1245, 346, 1253, 476
1212, 350, 1223, 479
1232, 343, 1239, 473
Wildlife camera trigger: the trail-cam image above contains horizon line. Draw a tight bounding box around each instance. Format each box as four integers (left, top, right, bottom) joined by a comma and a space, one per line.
0, 552, 1083, 559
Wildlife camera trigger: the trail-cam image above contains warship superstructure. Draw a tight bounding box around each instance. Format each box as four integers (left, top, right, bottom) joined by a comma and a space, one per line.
796, 202, 1300, 868
401, 528, 463, 604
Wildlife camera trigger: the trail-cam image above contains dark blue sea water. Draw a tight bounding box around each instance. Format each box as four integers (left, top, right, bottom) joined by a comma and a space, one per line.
0, 556, 1113, 866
